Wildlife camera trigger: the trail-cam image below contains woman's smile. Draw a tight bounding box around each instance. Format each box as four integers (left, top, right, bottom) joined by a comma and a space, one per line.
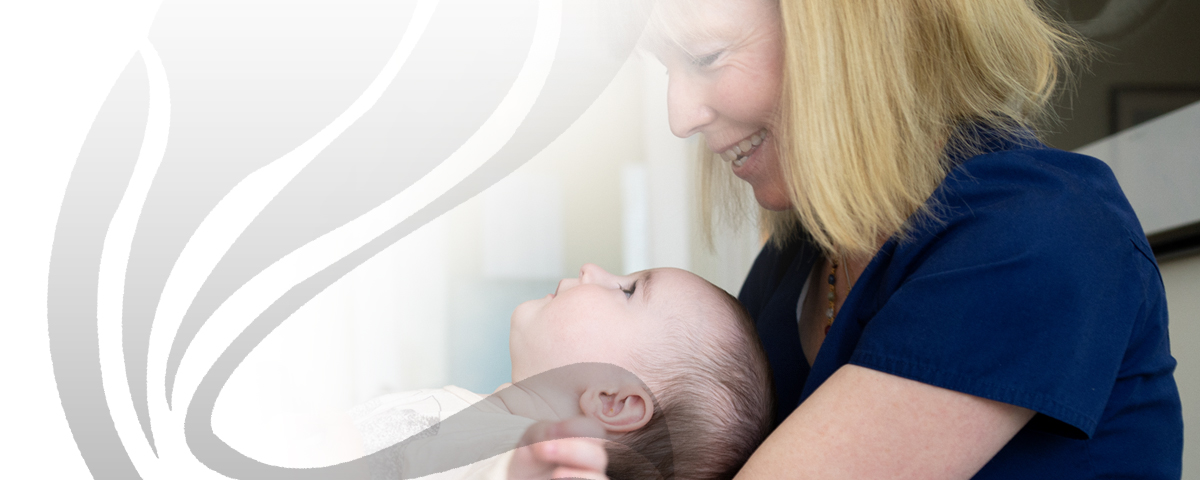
729, 131, 767, 176
717, 128, 769, 167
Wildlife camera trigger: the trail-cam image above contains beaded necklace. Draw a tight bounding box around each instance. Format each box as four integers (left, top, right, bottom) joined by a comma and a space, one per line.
825, 259, 838, 335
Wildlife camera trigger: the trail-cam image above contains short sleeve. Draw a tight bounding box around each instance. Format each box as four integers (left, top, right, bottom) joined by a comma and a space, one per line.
847, 150, 1148, 438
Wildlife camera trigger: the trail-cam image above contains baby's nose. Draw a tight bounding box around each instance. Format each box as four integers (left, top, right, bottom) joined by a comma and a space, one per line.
578, 263, 611, 282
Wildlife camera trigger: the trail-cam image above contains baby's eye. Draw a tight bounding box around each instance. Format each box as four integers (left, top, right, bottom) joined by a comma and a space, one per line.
621, 280, 638, 298
691, 51, 722, 68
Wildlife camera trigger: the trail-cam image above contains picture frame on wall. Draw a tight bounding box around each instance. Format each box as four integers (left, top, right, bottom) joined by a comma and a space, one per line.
1110, 85, 1200, 134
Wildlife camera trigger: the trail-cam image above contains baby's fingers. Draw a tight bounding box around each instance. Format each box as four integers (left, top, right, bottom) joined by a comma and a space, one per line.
533, 437, 607, 473
550, 466, 609, 480
510, 418, 608, 480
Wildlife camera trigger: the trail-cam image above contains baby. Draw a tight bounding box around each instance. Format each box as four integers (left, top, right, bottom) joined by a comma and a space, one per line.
349, 264, 773, 479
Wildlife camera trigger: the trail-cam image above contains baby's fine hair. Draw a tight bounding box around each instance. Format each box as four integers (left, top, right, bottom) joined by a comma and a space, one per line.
605, 283, 774, 480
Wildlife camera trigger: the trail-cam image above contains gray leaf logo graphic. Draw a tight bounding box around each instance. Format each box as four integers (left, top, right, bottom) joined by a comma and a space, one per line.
47, 0, 651, 477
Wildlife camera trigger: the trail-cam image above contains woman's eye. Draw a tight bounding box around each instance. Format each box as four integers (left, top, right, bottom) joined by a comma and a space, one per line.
692, 51, 721, 68
622, 281, 638, 298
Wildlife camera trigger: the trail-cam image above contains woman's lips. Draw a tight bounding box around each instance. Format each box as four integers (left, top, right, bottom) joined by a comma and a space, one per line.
730, 133, 769, 178
718, 129, 768, 167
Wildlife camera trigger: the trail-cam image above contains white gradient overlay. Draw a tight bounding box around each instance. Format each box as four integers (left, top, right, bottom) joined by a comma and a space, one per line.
0, 0, 765, 478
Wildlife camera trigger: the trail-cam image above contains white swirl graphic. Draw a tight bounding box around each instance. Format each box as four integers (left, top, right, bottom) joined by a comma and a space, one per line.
46, 0, 651, 477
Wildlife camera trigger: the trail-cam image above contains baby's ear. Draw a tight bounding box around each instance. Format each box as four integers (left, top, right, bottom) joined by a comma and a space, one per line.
579, 385, 654, 433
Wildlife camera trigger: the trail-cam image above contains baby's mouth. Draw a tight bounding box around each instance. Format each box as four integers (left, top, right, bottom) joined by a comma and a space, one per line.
718, 129, 767, 168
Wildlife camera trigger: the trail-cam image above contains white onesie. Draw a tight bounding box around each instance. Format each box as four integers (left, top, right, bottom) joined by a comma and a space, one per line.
349, 385, 536, 479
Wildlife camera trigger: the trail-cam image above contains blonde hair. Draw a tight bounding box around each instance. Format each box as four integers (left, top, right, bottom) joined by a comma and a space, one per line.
606, 285, 773, 479
699, 0, 1087, 257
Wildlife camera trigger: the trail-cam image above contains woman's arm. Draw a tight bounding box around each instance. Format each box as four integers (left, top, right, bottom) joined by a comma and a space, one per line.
736, 365, 1034, 479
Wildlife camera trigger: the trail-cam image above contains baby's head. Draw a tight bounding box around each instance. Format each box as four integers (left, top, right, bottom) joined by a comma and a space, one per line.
510, 264, 773, 479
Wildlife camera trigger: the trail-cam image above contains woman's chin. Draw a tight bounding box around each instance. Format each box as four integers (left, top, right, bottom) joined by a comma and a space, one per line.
753, 189, 793, 211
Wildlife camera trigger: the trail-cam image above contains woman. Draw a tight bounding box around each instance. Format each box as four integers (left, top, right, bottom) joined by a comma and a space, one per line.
645, 0, 1183, 478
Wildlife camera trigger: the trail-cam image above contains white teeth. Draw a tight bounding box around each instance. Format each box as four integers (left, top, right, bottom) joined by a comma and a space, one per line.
717, 129, 768, 165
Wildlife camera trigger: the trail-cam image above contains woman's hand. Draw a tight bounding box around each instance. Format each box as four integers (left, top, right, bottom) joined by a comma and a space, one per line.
735, 365, 1034, 479
508, 417, 609, 480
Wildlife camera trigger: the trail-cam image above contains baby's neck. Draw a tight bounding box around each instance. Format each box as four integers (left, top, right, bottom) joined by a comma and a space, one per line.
487, 381, 582, 422
488, 363, 648, 431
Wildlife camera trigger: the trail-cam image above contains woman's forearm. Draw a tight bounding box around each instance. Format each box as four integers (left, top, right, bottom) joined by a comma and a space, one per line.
735, 365, 1033, 479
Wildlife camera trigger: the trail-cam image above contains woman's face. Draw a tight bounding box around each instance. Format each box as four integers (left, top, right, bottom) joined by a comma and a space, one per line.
655, 0, 790, 210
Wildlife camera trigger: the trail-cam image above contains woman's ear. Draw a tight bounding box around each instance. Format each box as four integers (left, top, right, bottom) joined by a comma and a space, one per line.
579, 385, 654, 433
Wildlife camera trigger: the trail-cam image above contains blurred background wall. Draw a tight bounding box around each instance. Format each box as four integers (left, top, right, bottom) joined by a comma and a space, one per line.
1043, 0, 1200, 151
212, 1, 1200, 474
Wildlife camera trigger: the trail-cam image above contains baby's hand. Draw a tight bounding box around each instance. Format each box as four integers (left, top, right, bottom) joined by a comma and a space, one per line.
508, 417, 608, 480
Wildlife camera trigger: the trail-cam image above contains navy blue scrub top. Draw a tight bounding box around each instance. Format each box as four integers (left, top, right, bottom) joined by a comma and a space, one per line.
738, 132, 1183, 478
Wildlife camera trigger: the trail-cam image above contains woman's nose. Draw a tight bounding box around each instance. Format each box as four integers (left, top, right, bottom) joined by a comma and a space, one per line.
667, 74, 715, 138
